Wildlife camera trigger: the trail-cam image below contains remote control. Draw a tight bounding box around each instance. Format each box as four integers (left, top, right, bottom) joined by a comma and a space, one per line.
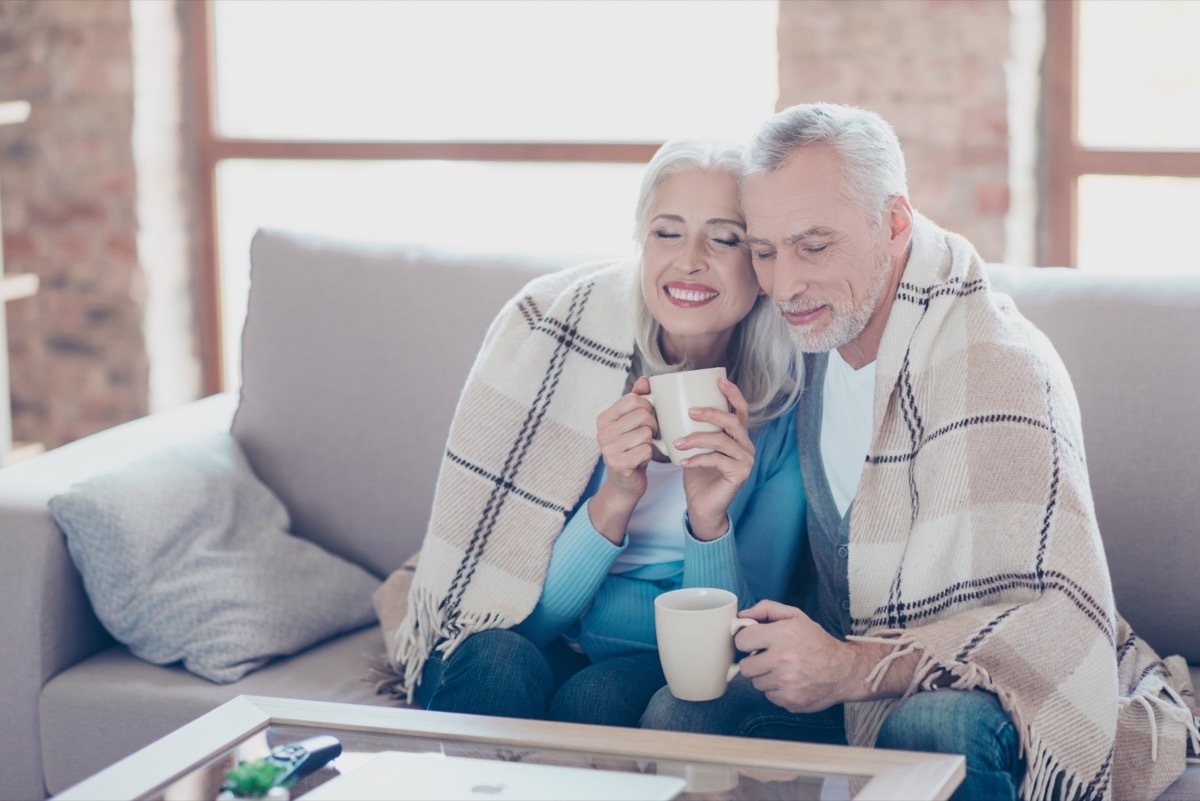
266, 734, 342, 785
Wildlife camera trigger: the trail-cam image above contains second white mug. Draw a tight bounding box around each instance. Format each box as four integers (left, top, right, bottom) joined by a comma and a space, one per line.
654, 587, 757, 702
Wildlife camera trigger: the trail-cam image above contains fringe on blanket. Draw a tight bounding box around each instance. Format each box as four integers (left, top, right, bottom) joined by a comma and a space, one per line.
849, 634, 1105, 801
1121, 675, 1200, 761
366, 586, 510, 705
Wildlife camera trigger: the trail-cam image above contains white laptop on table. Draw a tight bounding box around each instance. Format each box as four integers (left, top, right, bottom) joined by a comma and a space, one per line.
298, 751, 686, 801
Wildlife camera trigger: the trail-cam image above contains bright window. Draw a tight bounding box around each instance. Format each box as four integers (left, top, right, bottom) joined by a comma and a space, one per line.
197, 0, 780, 391
1045, 0, 1200, 273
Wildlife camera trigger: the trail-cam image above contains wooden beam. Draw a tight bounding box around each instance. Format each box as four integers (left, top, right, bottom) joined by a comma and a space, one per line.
1044, 0, 1078, 268
1068, 149, 1200, 178
208, 139, 662, 164
184, 0, 224, 396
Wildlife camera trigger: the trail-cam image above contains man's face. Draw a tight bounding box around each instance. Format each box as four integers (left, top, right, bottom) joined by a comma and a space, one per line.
743, 144, 898, 355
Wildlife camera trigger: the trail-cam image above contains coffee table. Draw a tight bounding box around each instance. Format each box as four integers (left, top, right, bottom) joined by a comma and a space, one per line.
52, 695, 964, 801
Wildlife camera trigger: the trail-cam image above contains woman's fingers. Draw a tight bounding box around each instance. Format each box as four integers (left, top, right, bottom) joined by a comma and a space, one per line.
597, 398, 657, 442
719, 377, 750, 421
675, 407, 755, 456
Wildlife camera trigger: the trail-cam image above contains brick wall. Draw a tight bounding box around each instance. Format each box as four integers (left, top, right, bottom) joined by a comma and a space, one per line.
0, 0, 149, 449
777, 0, 1013, 261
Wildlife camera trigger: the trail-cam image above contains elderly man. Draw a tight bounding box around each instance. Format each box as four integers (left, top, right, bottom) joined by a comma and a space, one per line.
641, 103, 1197, 801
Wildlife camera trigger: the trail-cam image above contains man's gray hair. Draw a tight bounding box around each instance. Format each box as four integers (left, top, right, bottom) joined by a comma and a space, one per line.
630, 137, 802, 425
744, 103, 909, 223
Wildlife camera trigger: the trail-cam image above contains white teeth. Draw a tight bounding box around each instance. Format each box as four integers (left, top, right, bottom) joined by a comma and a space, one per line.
666, 286, 718, 302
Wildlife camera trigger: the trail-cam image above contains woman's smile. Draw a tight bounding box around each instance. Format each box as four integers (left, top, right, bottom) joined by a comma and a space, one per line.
664, 281, 720, 307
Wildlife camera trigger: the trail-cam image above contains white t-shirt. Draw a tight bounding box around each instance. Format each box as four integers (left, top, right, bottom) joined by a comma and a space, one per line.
610, 459, 687, 573
820, 348, 876, 517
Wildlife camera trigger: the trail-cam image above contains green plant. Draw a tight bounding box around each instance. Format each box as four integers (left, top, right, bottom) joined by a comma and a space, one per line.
221, 758, 293, 798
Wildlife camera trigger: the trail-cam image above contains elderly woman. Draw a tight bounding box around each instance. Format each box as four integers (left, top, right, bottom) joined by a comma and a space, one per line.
372, 138, 808, 728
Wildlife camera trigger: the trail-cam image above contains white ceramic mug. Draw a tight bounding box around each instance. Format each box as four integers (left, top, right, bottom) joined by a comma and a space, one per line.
654, 587, 757, 702
646, 367, 729, 465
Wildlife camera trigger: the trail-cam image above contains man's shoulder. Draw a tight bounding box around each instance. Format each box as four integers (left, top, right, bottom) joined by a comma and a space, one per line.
919, 284, 1079, 410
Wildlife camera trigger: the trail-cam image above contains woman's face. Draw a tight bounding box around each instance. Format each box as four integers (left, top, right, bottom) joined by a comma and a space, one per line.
640, 168, 761, 366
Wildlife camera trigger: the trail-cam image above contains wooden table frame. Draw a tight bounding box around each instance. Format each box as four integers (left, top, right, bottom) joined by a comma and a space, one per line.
53, 695, 964, 801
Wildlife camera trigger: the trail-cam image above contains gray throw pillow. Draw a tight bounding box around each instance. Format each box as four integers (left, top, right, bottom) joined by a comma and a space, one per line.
48, 432, 382, 684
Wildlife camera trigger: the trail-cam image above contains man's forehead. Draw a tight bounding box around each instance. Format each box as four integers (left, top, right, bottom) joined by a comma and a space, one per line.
743, 186, 832, 244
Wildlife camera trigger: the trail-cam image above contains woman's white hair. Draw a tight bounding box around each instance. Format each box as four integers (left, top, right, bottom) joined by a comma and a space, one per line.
744, 102, 909, 225
629, 137, 802, 426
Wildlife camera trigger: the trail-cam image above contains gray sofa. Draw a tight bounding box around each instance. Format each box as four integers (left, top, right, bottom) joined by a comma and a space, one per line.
1, 229, 1196, 800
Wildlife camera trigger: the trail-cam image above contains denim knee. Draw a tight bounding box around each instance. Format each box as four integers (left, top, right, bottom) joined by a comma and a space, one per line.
876, 689, 1022, 801
417, 628, 555, 719
640, 685, 735, 734
551, 651, 664, 727
641, 678, 846, 744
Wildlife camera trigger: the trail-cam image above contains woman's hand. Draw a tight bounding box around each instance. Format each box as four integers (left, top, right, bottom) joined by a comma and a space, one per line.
589, 376, 658, 544
675, 377, 755, 541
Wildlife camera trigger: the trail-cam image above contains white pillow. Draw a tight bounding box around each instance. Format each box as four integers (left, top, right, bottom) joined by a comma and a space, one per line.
49, 432, 381, 683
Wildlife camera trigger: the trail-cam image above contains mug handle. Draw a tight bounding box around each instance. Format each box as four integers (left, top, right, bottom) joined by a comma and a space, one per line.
644, 393, 670, 457
725, 617, 759, 683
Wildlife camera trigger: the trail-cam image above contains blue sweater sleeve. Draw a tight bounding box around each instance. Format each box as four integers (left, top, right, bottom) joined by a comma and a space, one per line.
683, 407, 805, 610
514, 463, 623, 646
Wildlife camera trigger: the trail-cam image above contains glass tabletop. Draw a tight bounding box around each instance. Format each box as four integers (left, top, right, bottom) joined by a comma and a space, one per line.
52, 696, 963, 801
163, 722, 837, 801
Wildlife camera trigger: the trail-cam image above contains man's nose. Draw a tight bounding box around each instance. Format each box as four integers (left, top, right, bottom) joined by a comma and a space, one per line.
758, 257, 807, 302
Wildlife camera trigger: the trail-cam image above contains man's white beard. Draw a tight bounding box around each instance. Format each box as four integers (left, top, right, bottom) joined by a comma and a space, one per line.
780, 249, 893, 353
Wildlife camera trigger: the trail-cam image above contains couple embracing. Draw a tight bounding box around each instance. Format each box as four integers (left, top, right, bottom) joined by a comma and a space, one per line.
371, 103, 1199, 801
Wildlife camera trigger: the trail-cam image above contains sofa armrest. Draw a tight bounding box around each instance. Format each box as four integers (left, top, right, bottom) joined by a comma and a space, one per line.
0, 393, 235, 801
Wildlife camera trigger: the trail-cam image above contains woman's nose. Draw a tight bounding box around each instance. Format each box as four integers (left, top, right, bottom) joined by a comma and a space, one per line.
674, 237, 706, 273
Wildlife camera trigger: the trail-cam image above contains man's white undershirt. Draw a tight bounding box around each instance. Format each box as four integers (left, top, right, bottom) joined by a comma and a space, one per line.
820, 348, 876, 517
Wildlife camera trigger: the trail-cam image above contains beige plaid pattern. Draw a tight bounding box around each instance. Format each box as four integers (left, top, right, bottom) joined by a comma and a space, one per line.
372, 260, 637, 702
843, 215, 1199, 800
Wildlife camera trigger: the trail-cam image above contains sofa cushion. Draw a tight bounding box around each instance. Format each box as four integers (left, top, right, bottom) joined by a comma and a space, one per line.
48, 432, 381, 684
232, 229, 572, 578
39, 625, 397, 795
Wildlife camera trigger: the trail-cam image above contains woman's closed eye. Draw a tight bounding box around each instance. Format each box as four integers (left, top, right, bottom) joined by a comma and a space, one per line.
652, 229, 681, 240
712, 235, 742, 247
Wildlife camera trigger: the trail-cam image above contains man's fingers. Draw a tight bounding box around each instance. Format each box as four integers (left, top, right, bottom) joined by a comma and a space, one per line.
741, 600, 803, 623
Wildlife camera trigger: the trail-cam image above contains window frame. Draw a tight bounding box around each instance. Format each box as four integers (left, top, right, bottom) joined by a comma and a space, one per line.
1044, 0, 1200, 268
183, 0, 661, 395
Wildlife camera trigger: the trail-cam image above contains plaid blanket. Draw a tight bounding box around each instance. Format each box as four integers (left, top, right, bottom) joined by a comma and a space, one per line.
371, 259, 637, 702
845, 214, 1199, 800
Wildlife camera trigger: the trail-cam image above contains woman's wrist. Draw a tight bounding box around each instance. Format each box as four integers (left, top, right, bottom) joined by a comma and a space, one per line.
687, 508, 730, 542
587, 482, 639, 545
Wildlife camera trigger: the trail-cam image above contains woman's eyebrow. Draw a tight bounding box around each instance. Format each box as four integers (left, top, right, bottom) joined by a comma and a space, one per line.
708, 217, 746, 230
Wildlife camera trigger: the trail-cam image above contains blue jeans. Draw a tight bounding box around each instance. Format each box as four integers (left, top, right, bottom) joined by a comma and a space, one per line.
640, 674, 847, 743
414, 628, 667, 727
876, 689, 1023, 801
641, 679, 1022, 801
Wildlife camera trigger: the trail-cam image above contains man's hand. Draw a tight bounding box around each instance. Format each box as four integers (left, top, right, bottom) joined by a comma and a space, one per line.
734, 601, 918, 713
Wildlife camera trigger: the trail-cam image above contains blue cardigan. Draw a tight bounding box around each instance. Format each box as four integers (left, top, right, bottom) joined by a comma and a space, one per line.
515, 407, 807, 662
